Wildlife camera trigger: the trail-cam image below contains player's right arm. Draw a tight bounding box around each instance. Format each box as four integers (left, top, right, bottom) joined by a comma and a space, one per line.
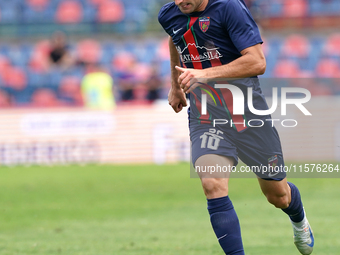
168, 36, 187, 113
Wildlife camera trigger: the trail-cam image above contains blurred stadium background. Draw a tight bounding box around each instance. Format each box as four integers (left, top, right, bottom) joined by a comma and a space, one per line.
0, 0, 339, 165
0, 0, 340, 254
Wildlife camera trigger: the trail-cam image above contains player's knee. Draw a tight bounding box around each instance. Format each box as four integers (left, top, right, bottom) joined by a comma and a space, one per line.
266, 194, 290, 209
201, 178, 228, 198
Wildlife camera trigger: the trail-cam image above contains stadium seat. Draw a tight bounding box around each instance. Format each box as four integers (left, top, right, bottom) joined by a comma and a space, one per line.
281, 34, 310, 57
283, 0, 308, 17
29, 40, 51, 72
309, 0, 340, 15
23, 1, 54, 23
323, 34, 340, 56
58, 76, 83, 105
112, 51, 136, 72
0, 56, 12, 78
97, 0, 124, 23
0, 89, 12, 107
157, 38, 170, 61
316, 59, 340, 78
0, 2, 21, 24
55, 0, 83, 23
31, 88, 62, 107
2, 67, 27, 90
100, 43, 116, 64
88, 0, 108, 5
76, 39, 102, 64
26, 0, 49, 11
273, 60, 302, 77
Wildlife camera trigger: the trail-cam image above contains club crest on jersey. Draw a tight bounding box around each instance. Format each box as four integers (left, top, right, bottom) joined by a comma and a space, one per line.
268, 155, 278, 167
199, 17, 210, 32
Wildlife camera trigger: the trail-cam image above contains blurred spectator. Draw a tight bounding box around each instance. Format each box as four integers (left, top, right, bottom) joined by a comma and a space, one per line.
113, 52, 137, 101
131, 84, 151, 104
58, 76, 83, 106
146, 67, 162, 101
81, 64, 116, 110
49, 31, 74, 69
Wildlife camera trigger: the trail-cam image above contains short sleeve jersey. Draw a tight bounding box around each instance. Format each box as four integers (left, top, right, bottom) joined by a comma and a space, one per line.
158, 0, 263, 69
158, 0, 269, 132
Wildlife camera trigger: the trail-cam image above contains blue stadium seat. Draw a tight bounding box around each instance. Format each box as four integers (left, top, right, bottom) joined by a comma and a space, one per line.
309, 0, 340, 15
0, 2, 21, 24
12, 87, 33, 104
22, 3, 54, 23
100, 43, 115, 64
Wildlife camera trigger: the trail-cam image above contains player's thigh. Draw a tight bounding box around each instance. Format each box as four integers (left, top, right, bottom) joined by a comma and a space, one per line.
195, 154, 234, 179
196, 154, 234, 199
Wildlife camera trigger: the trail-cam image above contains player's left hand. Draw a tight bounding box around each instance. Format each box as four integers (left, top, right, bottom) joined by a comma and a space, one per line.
175, 66, 208, 94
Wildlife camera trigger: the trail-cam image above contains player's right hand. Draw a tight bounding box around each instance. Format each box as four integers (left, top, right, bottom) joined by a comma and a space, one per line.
168, 87, 187, 113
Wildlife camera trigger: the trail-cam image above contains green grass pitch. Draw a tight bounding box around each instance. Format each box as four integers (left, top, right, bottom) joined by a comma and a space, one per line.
0, 163, 339, 255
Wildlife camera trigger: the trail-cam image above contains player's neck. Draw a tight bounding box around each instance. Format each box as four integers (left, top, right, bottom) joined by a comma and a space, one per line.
195, 0, 209, 12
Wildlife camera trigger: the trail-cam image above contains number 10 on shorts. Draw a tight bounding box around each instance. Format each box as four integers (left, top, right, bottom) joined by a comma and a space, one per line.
200, 128, 224, 150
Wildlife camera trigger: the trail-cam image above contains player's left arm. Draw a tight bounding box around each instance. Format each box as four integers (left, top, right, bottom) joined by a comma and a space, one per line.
176, 43, 266, 93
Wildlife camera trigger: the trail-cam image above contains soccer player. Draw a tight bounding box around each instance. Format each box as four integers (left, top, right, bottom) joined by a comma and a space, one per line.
158, 0, 314, 254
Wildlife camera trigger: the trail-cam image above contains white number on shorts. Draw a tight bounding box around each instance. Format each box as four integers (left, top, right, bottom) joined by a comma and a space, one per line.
200, 129, 224, 150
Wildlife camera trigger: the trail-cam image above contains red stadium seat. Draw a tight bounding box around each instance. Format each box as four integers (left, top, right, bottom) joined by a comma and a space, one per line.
97, 0, 124, 23
157, 38, 170, 60
88, 0, 108, 5
281, 34, 310, 57
31, 88, 62, 107
55, 1, 83, 23
29, 40, 51, 72
283, 0, 308, 17
27, 0, 49, 10
59, 76, 83, 105
112, 51, 136, 72
77, 39, 102, 64
273, 60, 302, 78
2, 67, 27, 90
0, 55, 12, 78
316, 59, 340, 78
323, 34, 340, 56
0, 89, 12, 107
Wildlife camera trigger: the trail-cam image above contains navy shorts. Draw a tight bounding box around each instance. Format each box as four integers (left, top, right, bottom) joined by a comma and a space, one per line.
190, 120, 286, 180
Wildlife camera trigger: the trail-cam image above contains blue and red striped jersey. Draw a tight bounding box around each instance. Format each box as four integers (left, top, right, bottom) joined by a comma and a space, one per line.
158, 0, 269, 132
158, 0, 263, 69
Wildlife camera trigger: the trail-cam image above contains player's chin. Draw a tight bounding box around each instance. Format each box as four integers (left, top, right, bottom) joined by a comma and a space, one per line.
178, 5, 194, 14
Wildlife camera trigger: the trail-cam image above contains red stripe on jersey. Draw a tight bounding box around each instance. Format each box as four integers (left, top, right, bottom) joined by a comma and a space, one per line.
183, 17, 202, 69
189, 17, 198, 29
205, 40, 222, 67
183, 30, 202, 69
220, 88, 247, 132
209, 48, 222, 67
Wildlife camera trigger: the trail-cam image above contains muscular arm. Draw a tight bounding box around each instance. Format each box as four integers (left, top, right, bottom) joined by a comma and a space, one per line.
168, 36, 187, 112
176, 43, 266, 93
169, 36, 181, 89
205, 44, 266, 78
